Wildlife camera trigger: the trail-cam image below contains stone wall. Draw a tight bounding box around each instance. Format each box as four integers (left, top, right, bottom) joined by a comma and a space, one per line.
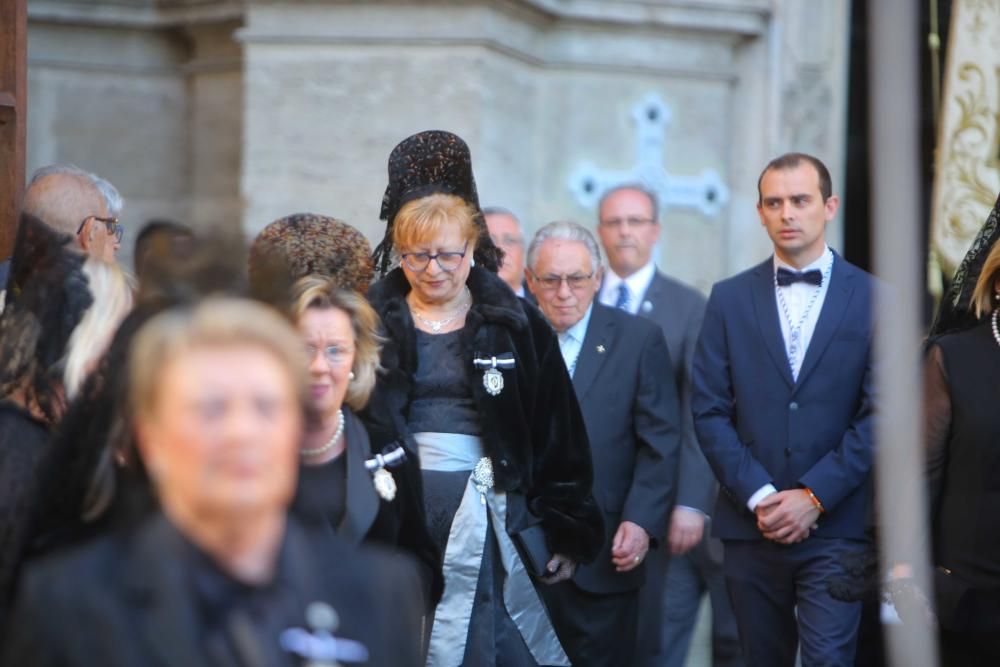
26, 0, 243, 265
26, 0, 850, 288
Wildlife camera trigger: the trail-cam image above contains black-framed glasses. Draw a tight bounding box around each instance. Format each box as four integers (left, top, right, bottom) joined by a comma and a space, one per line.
76, 216, 124, 243
400, 242, 469, 273
529, 270, 595, 292
598, 216, 656, 229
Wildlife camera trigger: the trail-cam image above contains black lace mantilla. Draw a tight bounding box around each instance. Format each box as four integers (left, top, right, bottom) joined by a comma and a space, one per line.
930, 191, 1000, 337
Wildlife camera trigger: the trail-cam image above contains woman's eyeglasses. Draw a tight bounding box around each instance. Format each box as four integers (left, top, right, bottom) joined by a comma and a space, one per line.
76, 216, 124, 243
400, 242, 469, 273
305, 344, 354, 366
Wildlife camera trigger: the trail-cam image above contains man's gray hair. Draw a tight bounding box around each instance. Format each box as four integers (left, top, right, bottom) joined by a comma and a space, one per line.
483, 206, 523, 226
92, 175, 124, 217
526, 220, 602, 271
29, 164, 124, 217
28, 163, 91, 185
598, 182, 660, 223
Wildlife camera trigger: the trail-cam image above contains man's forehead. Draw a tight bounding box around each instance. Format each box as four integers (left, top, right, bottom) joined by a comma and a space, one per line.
536, 240, 593, 270
600, 188, 654, 214
760, 164, 821, 196
486, 212, 521, 231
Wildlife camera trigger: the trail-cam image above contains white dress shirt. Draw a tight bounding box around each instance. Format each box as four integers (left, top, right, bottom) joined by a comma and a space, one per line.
747, 245, 834, 512
557, 304, 594, 378
598, 260, 657, 315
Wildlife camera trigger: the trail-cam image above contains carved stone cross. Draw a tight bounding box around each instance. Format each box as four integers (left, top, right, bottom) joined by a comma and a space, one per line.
568, 93, 729, 217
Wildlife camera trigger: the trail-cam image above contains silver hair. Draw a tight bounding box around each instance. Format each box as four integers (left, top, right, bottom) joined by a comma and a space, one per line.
526, 220, 602, 272
483, 205, 524, 227
597, 182, 660, 223
92, 175, 124, 217
29, 164, 124, 217
28, 163, 91, 185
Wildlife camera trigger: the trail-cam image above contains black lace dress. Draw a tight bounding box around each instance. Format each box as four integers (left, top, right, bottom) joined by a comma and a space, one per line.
410, 329, 538, 667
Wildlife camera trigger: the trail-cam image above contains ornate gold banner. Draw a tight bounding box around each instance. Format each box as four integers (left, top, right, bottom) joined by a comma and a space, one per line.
930, 0, 1000, 288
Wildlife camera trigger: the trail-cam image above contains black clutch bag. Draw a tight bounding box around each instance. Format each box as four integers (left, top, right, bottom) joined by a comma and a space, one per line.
512, 524, 552, 578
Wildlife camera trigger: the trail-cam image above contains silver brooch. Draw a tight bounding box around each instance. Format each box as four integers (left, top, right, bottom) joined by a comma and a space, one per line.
365, 447, 406, 502
483, 367, 504, 395
473, 355, 516, 397
372, 468, 397, 502
597, 344, 606, 354
472, 457, 495, 504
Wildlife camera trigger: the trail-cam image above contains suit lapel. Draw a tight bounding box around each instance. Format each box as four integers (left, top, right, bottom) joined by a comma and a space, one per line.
339, 411, 379, 542
125, 516, 210, 667
794, 254, 855, 391
750, 260, 795, 388
572, 303, 614, 401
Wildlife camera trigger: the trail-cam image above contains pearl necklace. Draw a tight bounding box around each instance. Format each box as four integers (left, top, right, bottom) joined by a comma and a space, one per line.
301, 409, 344, 459
410, 289, 471, 333
992, 310, 1000, 349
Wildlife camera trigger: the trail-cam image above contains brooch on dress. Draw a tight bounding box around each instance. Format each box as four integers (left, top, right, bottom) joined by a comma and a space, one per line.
280, 601, 370, 666
472, 457, 495, 505
473, 353, 516, 396
364, 445, 406, 502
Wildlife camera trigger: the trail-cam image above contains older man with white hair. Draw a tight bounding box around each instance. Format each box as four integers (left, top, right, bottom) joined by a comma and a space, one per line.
527, 220, 681, 667
23, 164, 124, 262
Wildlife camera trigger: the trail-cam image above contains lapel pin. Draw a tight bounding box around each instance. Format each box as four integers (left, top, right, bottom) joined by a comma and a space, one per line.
281, 601, 370, 665
641, 300, 653, 313
596, 344, 606, 354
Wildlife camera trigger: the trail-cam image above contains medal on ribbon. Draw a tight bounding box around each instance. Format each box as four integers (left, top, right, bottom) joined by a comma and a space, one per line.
473, 353, 516, 397
365, 446, 407, 502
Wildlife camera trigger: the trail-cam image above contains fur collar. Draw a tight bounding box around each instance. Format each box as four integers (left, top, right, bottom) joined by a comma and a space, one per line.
368, 266, 529, 332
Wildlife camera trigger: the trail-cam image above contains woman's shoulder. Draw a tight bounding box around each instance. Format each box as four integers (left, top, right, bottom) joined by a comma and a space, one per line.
931, 320, 993, 352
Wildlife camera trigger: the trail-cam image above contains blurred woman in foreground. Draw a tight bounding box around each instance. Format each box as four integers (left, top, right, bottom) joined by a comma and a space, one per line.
3, 298, 424, 666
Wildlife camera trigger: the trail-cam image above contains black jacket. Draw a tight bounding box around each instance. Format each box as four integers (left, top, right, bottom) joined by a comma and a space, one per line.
570, 302, 681, 594
2, 514, 424, 667
291, 408, 443, 608
365, 266, 604, 563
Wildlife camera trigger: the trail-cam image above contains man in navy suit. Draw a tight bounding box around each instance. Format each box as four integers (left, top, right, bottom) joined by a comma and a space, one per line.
692, 153, 876, 666
595, 183, 741, 667
527, 220, 681, 666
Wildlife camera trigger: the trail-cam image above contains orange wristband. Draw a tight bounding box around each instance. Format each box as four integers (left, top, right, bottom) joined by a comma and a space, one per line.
804, 487, 825, 513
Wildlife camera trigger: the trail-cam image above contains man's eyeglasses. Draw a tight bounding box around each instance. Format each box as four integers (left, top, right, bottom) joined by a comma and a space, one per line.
530, 270, 595, 292
598, 216, 656, 229
491, 233, 523, 248
77, 216, 124, 243
400, 243, 469, 273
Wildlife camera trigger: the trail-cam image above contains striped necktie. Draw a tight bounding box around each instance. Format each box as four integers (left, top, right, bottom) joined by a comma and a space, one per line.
615, 282, 630, 311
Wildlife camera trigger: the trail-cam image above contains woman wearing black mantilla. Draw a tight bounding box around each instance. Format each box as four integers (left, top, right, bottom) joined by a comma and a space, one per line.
365, 130, 604, 666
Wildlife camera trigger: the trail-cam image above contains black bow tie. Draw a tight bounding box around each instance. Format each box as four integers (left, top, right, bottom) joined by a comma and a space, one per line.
776, 267, 823, 287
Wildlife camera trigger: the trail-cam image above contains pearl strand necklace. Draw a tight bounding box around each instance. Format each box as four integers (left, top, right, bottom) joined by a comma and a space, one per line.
300, 409, 344, 459
992, 310, 1000, 349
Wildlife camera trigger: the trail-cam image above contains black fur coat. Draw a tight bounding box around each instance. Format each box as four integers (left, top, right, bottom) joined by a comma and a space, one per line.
364, 266, 603, 563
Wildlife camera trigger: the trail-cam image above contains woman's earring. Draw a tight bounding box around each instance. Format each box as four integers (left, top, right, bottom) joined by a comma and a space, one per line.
349, 371, 356, 381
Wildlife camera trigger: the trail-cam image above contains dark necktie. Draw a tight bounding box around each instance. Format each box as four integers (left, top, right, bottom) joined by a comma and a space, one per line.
615, 283, 630, 310
776, 267, 823, 287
